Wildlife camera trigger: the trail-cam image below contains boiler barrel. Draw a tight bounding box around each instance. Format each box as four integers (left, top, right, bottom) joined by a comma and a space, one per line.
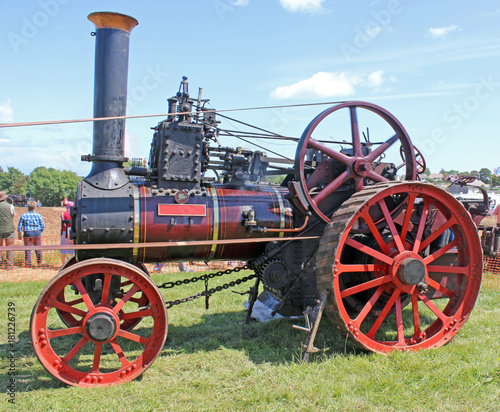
74, 184, 294, 263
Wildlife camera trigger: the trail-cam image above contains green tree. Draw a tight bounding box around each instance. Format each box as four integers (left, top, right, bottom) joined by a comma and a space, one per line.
439, 169, 458, 178
479, 168, 492, 184
266, 175, 286, 185
492, 174, 500, 188
25, 167, 81, 206
0, 167, 28, 194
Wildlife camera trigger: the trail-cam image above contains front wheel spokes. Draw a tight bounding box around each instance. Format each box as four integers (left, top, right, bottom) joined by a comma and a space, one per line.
53, 300, 87, 318
113, 284, 140, 314
100, 274, 113, 306
31, 258, 168, 387
91, 343, 102, 373
62, 336, 89, 364
119, 308, 153, 321
110, 339, 129, 368
419, 294, 449, 324
74, 279, 96, 311
117, 329, 150, 345
48, 326, 84, 339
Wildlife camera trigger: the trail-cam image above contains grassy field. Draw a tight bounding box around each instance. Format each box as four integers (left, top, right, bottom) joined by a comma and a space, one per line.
1, 271, 500, 412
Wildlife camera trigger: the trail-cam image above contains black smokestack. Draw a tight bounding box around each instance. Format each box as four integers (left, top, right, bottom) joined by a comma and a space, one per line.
85, 11, 138, 189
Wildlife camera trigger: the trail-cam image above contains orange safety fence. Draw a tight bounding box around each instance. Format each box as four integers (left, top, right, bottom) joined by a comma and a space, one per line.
0, 234, 244, 283
483, 255, 500, 290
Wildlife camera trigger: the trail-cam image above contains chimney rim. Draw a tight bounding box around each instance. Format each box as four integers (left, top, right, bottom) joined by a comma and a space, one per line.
88, 11, 138, 33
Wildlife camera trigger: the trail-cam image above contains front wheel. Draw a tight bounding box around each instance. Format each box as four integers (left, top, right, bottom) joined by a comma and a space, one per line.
31, 258, 167, 387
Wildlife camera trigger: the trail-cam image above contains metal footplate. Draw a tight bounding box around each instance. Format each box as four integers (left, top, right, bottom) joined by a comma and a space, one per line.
293, 290, 329, 362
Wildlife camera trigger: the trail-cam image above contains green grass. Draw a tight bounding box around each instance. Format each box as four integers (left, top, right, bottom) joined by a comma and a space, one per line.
1, 272, 500, 412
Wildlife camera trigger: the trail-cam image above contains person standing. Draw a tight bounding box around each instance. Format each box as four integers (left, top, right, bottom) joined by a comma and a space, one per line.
60, 201, 74, 263
17, 200, 45, 267
489, 203, 500, 227
0, 191, 15, 270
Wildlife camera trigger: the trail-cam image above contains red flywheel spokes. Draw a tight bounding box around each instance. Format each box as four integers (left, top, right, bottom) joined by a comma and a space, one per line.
316, 182, 482, 353
30, 258, 167, 386
294, 102, 416, 223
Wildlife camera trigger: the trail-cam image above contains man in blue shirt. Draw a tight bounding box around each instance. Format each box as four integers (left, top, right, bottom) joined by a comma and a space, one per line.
17, 200, 45, 267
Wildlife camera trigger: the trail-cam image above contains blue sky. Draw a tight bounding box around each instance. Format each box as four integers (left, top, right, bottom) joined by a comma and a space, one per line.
1, 0, 499, 177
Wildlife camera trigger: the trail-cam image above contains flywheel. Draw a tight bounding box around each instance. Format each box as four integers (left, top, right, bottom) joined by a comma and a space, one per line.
315, 182, 482, 353
293, 101, 417, 223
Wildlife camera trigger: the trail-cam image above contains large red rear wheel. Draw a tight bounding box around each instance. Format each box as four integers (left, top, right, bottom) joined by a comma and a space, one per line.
31, 258, 167, 386
316, 182, 482, 353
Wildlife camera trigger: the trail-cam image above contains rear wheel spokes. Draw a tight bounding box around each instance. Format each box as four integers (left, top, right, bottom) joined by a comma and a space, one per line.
316, 182, 482, 353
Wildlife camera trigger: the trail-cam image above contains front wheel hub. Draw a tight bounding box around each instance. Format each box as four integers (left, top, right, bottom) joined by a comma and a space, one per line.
85, 311, 118, 342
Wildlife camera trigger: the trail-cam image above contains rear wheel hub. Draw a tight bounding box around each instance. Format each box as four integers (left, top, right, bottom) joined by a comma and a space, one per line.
398, 257, 426, 286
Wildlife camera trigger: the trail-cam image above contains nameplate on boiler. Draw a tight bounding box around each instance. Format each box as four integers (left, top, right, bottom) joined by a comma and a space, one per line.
157, 204, 207, 217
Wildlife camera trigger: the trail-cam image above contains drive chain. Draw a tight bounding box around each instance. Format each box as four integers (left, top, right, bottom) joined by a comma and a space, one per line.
156, 265, 258, 309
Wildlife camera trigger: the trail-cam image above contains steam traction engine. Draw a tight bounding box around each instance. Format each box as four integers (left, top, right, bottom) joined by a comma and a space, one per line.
31, 12, 483, 387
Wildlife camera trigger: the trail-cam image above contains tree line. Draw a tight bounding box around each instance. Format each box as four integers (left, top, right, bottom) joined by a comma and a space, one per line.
423, 168, 499, 187
0, 166, 82, 207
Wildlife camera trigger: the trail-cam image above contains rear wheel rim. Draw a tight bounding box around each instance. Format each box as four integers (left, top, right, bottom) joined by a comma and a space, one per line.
316, 182, 482, 353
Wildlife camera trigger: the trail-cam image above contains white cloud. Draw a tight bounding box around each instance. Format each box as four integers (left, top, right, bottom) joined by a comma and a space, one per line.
367, 70, 384, 87
0, 138, 9, 143
0, 99, 13, 123
427, 25, 459, 39
232, 0, 250, 6
279, 0, 325, 14
271, 71, 388, 99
